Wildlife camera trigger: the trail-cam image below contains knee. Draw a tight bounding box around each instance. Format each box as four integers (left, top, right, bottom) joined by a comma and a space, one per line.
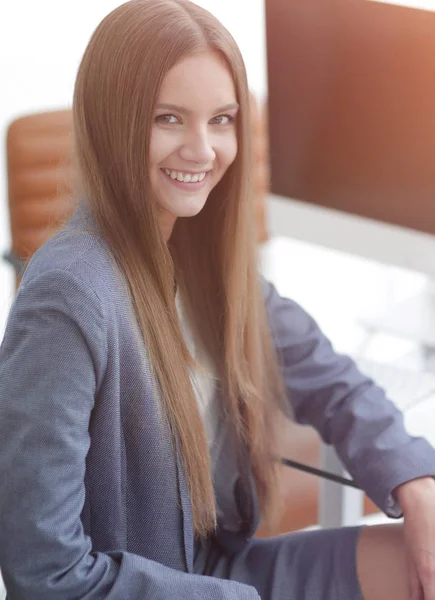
356, 523, 409, 600
358, 522, 405, 552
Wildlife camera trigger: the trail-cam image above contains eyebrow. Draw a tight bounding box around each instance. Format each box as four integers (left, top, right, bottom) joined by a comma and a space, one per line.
155, 102, 240, 114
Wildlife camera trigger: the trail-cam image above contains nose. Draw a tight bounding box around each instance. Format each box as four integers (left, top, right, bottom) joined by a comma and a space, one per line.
179, 126, 216, 165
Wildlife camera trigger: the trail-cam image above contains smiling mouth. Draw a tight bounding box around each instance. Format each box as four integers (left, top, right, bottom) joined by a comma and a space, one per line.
161, 168, 209, 183
160, 169, 210, 190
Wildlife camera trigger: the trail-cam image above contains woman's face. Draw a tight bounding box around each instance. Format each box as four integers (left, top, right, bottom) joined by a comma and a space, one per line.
149, 51, 239, 237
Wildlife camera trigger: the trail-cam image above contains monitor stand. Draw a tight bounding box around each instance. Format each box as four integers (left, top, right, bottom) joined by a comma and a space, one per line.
359, 280, 435, 369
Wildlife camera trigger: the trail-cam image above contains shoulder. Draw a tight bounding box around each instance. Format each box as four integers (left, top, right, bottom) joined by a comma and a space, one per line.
24, 229, 110, 299
7, 212, 117, 352
20, 206, 126, 320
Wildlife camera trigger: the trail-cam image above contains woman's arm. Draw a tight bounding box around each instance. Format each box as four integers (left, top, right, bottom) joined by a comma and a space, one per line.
0, 270, 258, 600
263, 278, 435, 517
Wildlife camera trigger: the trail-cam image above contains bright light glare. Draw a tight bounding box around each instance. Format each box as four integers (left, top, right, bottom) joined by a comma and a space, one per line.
369, 0, 435, 10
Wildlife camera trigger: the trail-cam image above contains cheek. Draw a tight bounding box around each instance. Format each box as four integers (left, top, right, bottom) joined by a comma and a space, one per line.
149, 128, 177, 169
218, 134, 238, 169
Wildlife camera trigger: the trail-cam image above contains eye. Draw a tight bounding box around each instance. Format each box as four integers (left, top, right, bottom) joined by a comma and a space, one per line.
155, 114, 180, 125
210, 114, 236, 126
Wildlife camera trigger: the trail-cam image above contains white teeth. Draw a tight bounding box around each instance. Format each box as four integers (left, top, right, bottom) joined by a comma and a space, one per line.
163, 169, 207, 183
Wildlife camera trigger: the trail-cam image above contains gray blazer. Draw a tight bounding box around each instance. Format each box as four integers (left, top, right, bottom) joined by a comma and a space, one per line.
1, 207, 434, 599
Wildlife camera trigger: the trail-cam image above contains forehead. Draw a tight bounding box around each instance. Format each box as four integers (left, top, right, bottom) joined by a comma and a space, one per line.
157, 51, 237, 110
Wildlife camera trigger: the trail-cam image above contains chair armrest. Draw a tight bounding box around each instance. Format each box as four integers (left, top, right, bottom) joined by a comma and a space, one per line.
318, 444, 364, 528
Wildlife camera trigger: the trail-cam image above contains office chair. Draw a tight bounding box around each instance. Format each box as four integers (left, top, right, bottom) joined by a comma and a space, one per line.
5, 109, 73, 285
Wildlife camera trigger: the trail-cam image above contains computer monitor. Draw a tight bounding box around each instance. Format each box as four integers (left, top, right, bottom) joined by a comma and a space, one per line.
264, 0, 435, 349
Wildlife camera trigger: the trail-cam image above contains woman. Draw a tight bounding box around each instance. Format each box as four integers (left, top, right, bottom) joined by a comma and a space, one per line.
0, 1, 434, 598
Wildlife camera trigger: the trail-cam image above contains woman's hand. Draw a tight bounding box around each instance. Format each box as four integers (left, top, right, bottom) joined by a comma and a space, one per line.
395, 477, 435, 600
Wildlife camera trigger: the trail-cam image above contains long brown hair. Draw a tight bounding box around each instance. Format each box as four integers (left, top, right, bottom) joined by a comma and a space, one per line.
72, 0, 288, 537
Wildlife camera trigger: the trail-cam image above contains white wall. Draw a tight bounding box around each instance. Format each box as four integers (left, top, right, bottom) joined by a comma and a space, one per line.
0, 0, 268, 334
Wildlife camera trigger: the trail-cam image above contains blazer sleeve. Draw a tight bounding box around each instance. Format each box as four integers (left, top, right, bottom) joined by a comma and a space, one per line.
263, 278, 435, 517
0, 270, 259, 600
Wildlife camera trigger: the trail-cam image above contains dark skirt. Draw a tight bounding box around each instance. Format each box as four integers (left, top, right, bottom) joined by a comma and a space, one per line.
194, 526, 364, 600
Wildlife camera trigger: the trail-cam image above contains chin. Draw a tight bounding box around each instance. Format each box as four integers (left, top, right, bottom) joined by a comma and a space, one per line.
176, 205, 206, 218
169, 198, 208, 218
